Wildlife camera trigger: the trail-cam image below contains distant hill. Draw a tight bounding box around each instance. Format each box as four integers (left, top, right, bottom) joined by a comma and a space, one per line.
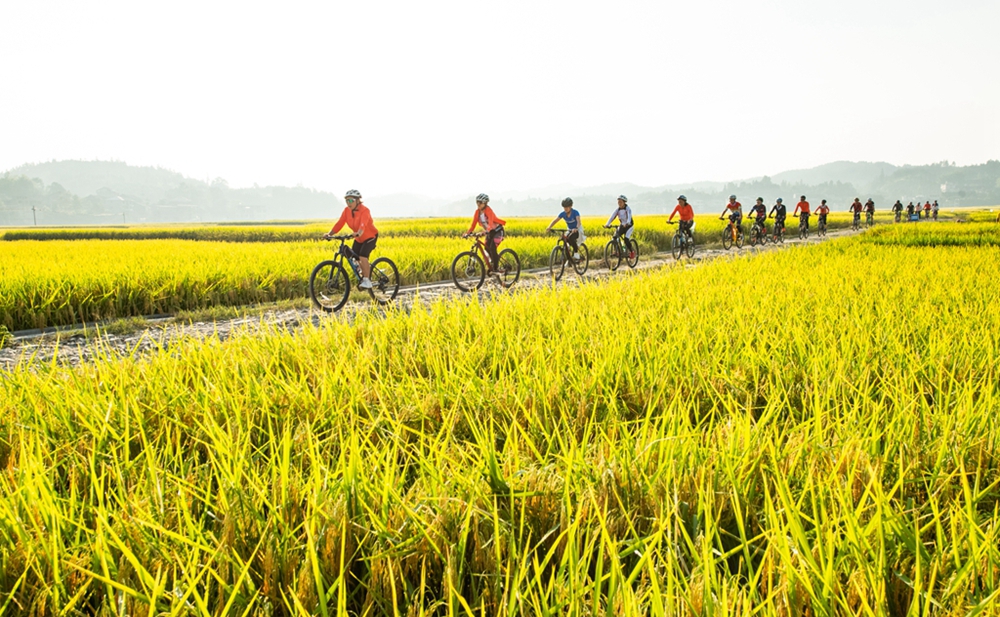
2, 159, 998, 226
769, 161, 898, 192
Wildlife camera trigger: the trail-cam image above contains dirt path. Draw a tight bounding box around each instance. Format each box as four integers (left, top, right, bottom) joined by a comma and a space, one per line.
0, 227, 860, 369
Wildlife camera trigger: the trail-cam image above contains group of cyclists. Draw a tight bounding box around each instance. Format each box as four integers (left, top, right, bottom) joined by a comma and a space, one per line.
321, 189, 945, 290
891, 199, 941, 222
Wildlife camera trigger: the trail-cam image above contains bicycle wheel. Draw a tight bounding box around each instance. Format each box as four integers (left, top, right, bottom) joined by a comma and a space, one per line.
309, 260, 350, 313
496, 248, 521, 288
685, 235, 695, 258
749, 227, 758, 247
451, 251, 485, 292
722, 228, 733, 250
672, 234, 683, 260
572, 244, 590, 275
735, 228, 744, 249
368, 257, 400, 304
549, 246, 566, 281
604, 240, 622, 271
626, 241, 639, 268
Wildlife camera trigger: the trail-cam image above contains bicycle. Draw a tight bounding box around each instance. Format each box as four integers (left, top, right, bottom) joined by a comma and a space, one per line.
798, 214, 810, 240
894, 210, 902, 223
667, 221, 696, 260
850, 212, 861, 231
548, 229, 589, 280
451, 231, 521, 291
817, 215, 828, 237
771, 219, 785, 244
603, 225, 639, 270
309, 234, 400, 312
720, 216, 745, 250
932, 209, 939, 221
865, 211, 874, 228
748, 218, 768, 247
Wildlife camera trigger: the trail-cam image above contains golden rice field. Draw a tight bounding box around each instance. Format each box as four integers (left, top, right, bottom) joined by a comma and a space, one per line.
0, 213, 872, 332
1, 224, 999, 615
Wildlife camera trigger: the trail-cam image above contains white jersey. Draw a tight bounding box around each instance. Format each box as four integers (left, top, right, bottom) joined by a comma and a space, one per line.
606, 205, 633, 227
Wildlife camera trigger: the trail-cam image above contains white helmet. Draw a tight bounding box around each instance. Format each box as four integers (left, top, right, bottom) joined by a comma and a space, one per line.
617, 195, 628, 203
729, 194, 737, 200
476, 193, 489, 203
344, 189, 362, 199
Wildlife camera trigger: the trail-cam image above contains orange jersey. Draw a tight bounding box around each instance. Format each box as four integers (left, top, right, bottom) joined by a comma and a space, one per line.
670, 203, 695, 221
330, 204, 378, 242
468, 205, 506, 234
726, 201, 742, 212
794, 200, 810, 215
816, 205, 830, 215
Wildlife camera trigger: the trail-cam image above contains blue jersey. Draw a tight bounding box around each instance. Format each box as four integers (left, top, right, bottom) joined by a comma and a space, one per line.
558, 209, 581, 230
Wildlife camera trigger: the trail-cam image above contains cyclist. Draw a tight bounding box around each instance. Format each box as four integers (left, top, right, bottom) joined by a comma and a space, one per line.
906, 201, 916, 219
718, 194, 743, 239
864, 198, 876, 225
892, 200, 903, 221
324, 189, 379, 289
749, 197, 767, 237
849, 197, 863, 227
816, 199, 831, 231
546, 197, 584, 261
667, 194, 695, 239
923, 201, 931, 218
932, 200, 940, 220
769, 197, 787, 233
605, 194, 636, 259
465, 193, 506, 274
793, 195, 810, 231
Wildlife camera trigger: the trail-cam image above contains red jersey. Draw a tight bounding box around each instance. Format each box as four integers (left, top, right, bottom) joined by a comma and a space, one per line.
794, 200, 810, 215
849, 201, 863, 213
330, 204, 378, 242
726, 201, 742, 212
816, 205, 830, 215
670, 203, 695, 221
468, 205, 506, 234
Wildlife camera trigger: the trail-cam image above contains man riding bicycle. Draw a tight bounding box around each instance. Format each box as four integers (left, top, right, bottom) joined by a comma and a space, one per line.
668, 195, 695, 239
793, 195, 810, 230
816, 199, 830, 230
865, 199, 875, 220
546, 197, 584, 260
906, 201, 916, 218
749, 197, 767, 236
605, 195, 636, 259
465, 193, 506, 274
849, 198, 863, 227
719, 194, 743, 237
932, 200, 940, 219
892, 200, 903, 220
324, 189, 378, 289
769, 197, 787, 232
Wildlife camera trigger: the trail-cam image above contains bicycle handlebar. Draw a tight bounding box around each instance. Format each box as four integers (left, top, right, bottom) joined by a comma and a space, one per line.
323, 234, 355, 241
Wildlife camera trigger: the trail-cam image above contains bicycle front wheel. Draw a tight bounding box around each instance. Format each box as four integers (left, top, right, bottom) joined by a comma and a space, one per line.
604, 240, 622, 270
451, 251, 485, 292
496, 248, 521, 288
672, 234, 683, 260
549, 246, 566, 281
573, 244, 590, 275
368, 257, 400, 304
309, 260, 350, 313
722, 228, 733, 250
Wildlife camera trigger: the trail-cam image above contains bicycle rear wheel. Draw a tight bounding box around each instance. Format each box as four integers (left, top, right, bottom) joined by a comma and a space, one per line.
309, 260, 350, 312
549, 246, 566, 281
604, 240, 622, 270
722, 228, 733, 250
496, 248, 521, 288
368, 257, 400, 304
572, 244, 590, 275
626, 241, 639, 268
451, 251, 485, 292
735, 228, 744, 249
685, 235, 696, 258
672, 234, 683, 260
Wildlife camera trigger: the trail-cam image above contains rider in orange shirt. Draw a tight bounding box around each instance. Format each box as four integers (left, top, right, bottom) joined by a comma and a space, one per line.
465, 193, 506, 273
718, 194, 743, 238
324, 189, 379, 289
816, 200, 830, 230
793, 195, 810, 230
668, 195, 695, 239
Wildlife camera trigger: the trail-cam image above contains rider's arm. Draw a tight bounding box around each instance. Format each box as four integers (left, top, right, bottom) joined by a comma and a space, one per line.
546, 215, 561, 231
467, 213, 478, 235
329, 208, 349, 235
606, 211, 617, 227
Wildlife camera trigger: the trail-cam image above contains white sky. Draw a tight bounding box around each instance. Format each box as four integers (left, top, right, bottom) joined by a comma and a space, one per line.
2, 0, 998, 198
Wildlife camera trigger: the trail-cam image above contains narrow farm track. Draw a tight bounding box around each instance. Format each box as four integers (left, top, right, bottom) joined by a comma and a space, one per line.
0, 226, 862, 369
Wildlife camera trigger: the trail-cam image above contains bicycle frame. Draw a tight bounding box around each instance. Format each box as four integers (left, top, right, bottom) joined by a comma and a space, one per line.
465, 232, 495, 270
327, 236, 365, 282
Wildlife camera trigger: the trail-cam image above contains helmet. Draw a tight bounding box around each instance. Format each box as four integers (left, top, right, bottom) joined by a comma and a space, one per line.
776, 198, 783, 203
344, 189, 362, 199
561, 197, 573, 207
677, 195, 687, 201
617, 195, 628, 203
756, 197, 764, 202
729, 194, 737, 200
476, 193, 489, 203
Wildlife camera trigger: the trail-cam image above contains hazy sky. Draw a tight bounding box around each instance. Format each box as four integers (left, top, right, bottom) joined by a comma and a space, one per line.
2, 0, 998, 198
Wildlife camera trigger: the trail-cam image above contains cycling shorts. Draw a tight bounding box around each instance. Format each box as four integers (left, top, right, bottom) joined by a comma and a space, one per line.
352, 234, 378, 259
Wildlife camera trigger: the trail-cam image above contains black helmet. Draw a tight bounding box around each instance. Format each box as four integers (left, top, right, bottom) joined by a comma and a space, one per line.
561, 197, 573, 208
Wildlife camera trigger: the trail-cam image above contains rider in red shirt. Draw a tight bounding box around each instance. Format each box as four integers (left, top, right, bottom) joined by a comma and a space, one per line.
793, 195, 810, 230
324, 189, 379, 289
816, 200, 830, 229
465, 193, 506, 273
668, 195, 695, 239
